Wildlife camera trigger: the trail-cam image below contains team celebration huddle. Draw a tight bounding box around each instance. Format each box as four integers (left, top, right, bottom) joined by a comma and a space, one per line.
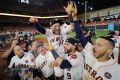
1, 1, 120, 80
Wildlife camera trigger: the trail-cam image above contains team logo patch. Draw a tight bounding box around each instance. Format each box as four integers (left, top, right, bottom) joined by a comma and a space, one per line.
104, 72, 112, 79
25, 60, 28, 63
70, 54, 77, 59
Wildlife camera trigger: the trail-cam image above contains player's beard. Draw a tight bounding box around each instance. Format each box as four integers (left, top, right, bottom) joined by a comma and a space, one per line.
65, 49, 72, 55
53, 30, 60, 35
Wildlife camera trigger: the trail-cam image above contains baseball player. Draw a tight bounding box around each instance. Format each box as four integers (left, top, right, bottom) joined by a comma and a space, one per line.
111, 30, 120, 48
29, 2, 74, 57
8, 45, 35, 80
2, 39, 18, 65
45, 38, 84, 80
109, 30, 120, 63
71, 2, 120, 80
35, 42, 63, 80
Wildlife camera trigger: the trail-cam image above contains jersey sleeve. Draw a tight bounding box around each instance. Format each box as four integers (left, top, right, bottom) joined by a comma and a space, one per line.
35, 23, 46, 34
45, 29, 52, 36
83, 42, 93, 55
83, 42, 95, 65
74, 20, 87, 48
54, 67, 63, 77
61, 23, 72, 34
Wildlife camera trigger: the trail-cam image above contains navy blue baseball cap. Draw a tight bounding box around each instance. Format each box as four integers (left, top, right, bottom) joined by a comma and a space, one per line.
66, 38, 79, 46
50, 19, 63, 26
37, 41, 44, 47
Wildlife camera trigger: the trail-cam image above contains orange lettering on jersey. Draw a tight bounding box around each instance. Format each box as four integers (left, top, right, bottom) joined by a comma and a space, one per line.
40, 61, 47, 69
84, 63, 103, 80
96, 76, 103, 80
67, 68, 71, 71
70, 54, 77, 59
56, 37, 60, 41
20, 64, 29, 68
84, 63, 92, 73
91, 70, 97, 78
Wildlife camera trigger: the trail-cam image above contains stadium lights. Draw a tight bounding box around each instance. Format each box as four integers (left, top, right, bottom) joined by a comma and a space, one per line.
0, 12, 68, 19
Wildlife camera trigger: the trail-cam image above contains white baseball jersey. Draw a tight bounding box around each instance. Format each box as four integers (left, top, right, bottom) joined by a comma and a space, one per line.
83, 42, 120, 80
35, 51, 63, 78
111, 36, 120, 48
112, 48, 119, 62
8, 52, 35, 80
45, 24, 71, 57
63, 51, 84, 80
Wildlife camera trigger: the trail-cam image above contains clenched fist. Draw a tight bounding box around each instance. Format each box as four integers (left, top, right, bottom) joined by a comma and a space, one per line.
29, 16, 38, 23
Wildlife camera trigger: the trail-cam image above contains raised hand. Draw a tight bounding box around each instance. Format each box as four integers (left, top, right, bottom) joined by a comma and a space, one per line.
63, 1, 74, 15
29, 16, 38, 23
71, 2, 77, 20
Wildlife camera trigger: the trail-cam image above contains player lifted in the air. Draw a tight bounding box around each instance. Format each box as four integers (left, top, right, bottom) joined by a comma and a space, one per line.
29, 4, 73, 57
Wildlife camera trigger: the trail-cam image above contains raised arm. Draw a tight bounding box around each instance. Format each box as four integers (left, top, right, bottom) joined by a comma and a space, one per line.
2, 39, 17, 59
29, 17, 46, 34
44, 44, 72, 69
70, 2, 87, 48
74, 21, 87, 48
2, 46, 14, 59
51, 50, 72, 69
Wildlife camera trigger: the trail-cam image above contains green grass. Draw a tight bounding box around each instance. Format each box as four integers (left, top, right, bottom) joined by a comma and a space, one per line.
35, 34, 46, 38
95, 30, 109, 38
35, 30, 109, 42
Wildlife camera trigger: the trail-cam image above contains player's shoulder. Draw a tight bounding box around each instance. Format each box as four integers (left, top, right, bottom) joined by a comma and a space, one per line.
46, 51, 54, 59
109, 59, 120, 68
83, 42, 93, 54
11, 55, 19, 61
47, 51, 53, 57
36, 54, 41, 60
84, 42, 93, 49
46, 29, 52, 35
113, 63, 120, 72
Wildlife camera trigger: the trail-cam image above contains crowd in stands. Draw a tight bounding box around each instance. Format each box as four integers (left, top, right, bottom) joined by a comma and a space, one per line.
86, 16, 120, 26
0, 26, 38, 33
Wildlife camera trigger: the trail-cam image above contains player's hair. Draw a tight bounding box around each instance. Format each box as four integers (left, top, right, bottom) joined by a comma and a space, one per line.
99, 36, 115, 49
